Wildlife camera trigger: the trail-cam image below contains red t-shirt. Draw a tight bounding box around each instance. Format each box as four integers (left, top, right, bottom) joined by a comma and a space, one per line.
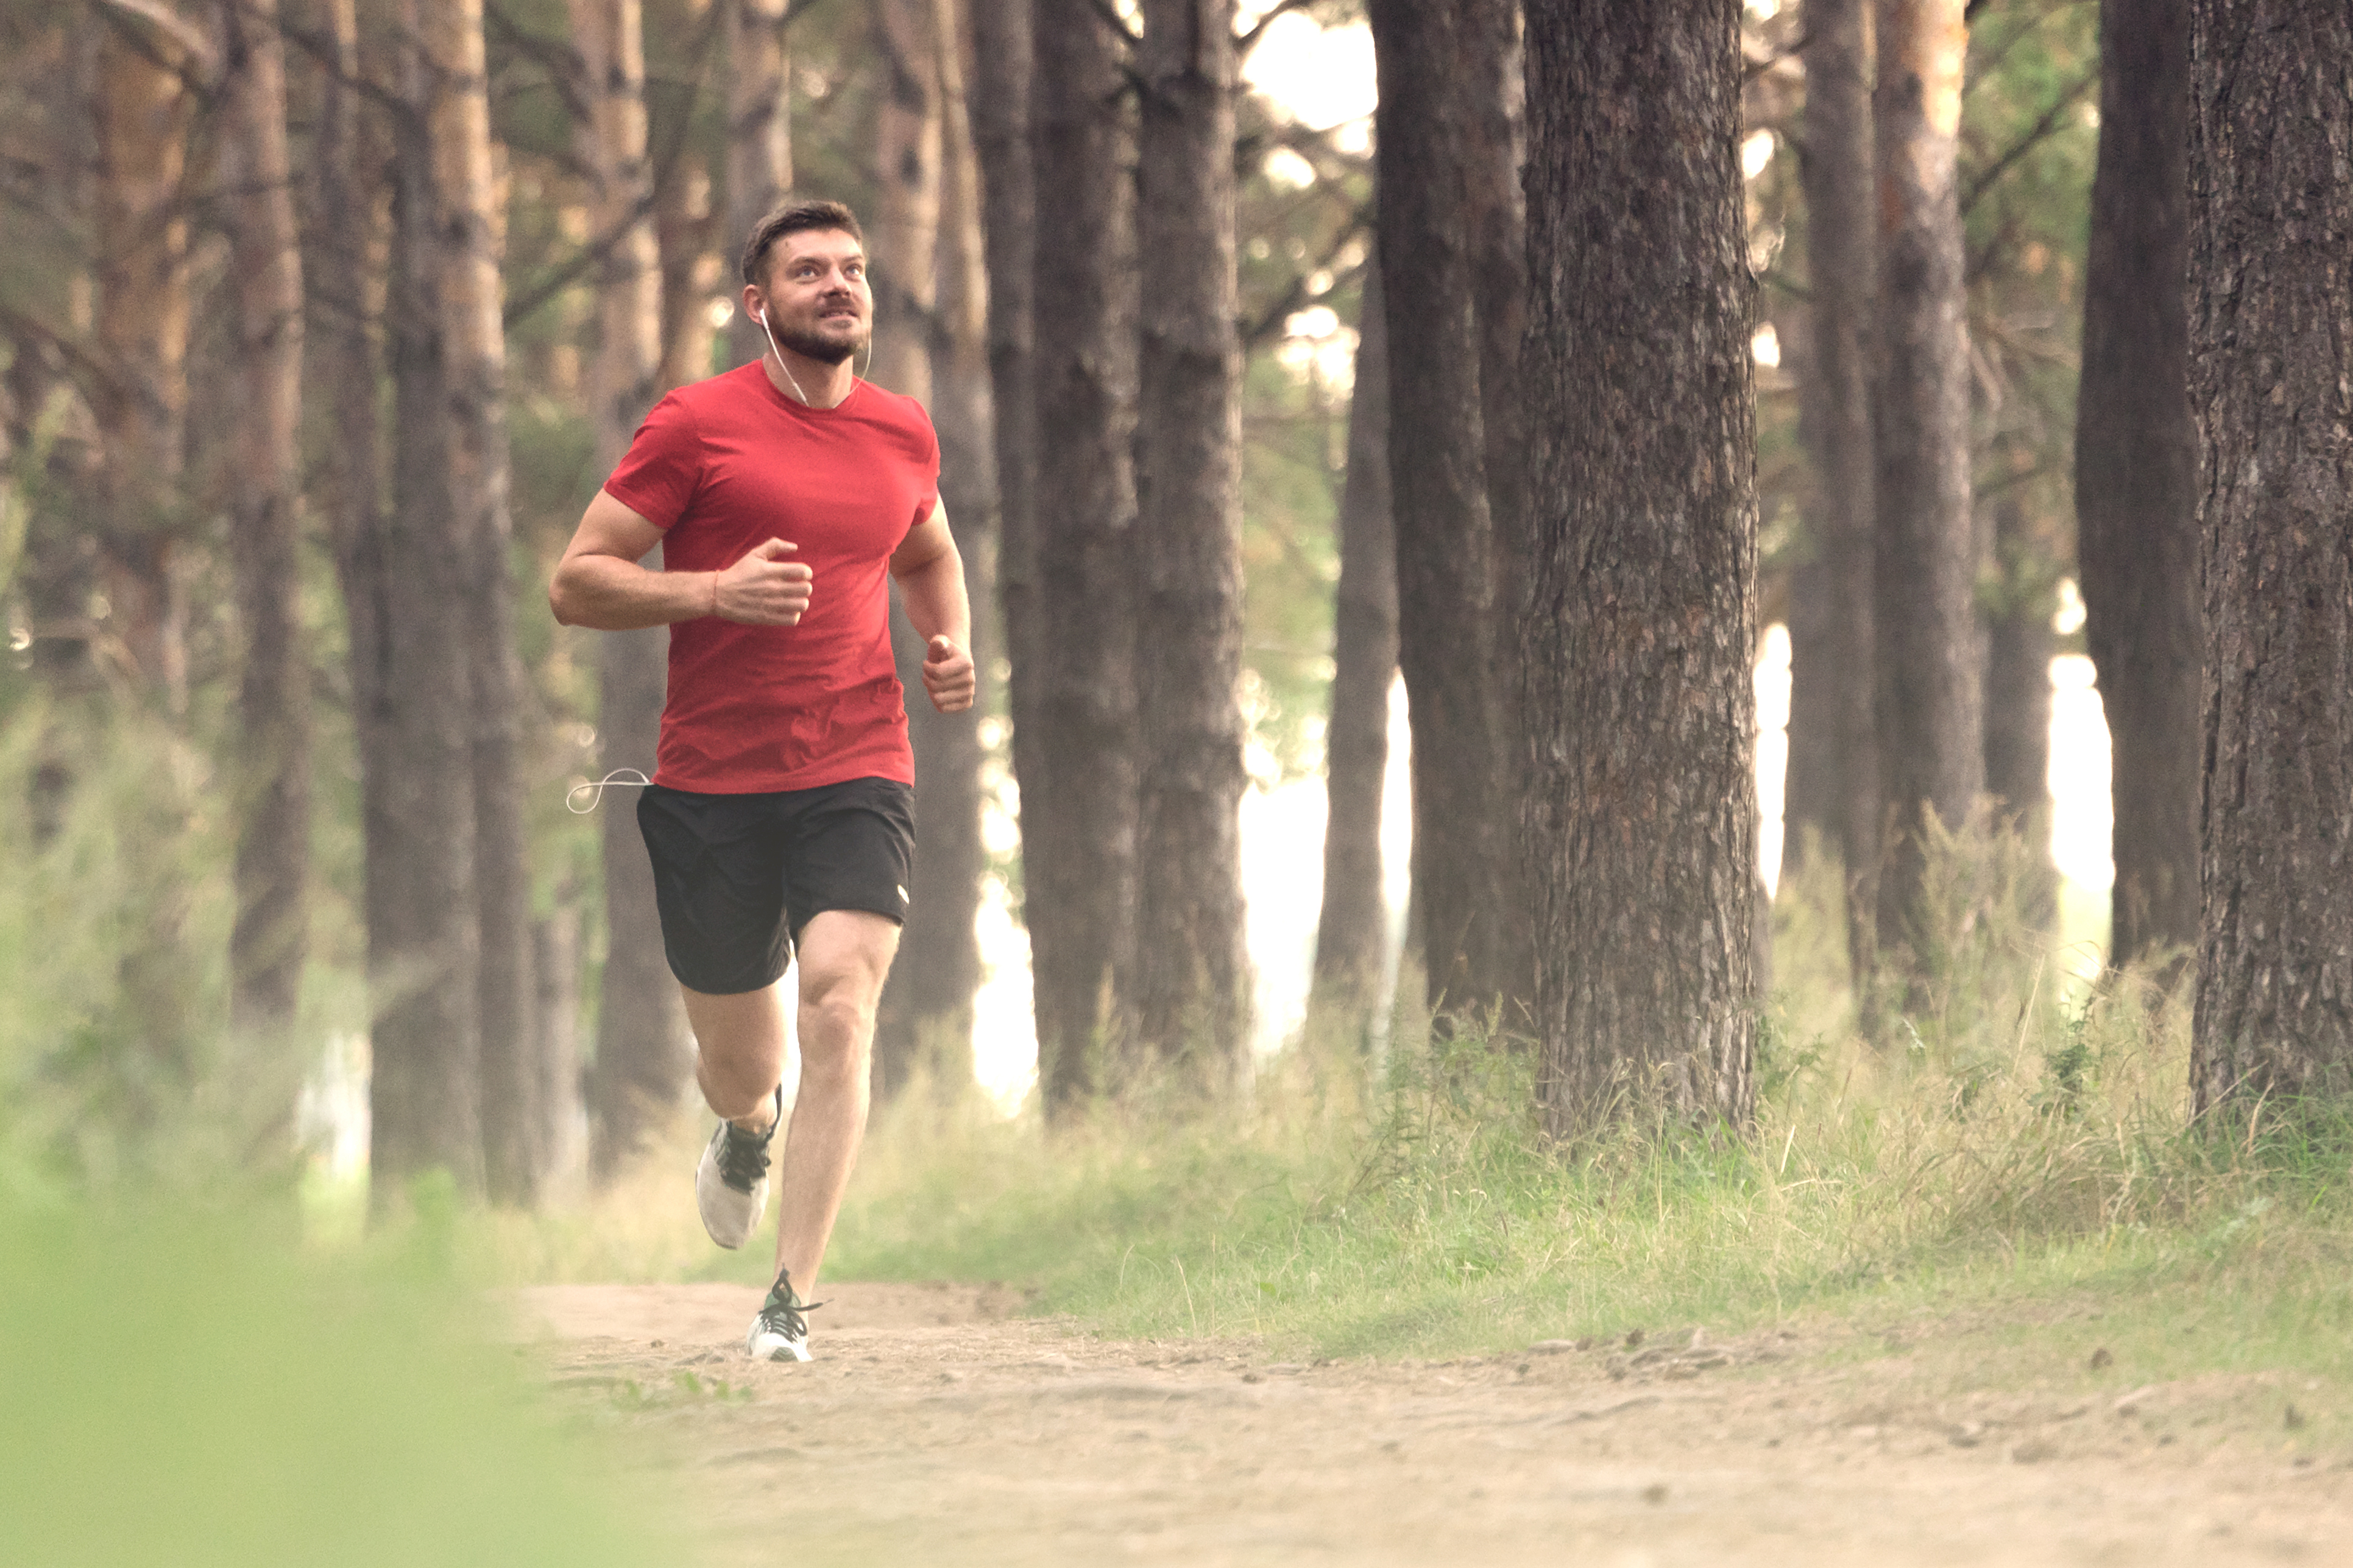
602, 361, 939, 793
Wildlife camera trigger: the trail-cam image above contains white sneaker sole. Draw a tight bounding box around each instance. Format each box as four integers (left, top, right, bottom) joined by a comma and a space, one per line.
747, 1323, 812, 1362
695, 1121, 769, 1250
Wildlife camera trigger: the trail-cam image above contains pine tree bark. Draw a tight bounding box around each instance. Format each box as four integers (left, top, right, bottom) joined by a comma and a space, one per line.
22, 13, 103, 847
971, 0, 1037, 816
1787, 0, 1879, 981
219, 0, 312, 1043
1365, 0, 1515, 1028
653, 118, 715, 392
2188, 1, 2353, 1114
1307, 261, 1396, 1037
724, 0, 793, 370
2078, 0, 2196, 969
92, 12, 193, 709
419, 0, 543, 1204
1460, 0, 1535, 1031
1128, 0, 1251, 1084
876, 0, 994, 1099
375, 0, 487, 1197
869, 0, 943, 400
1025, 0, 1138, 1108
1982, 481, 2054, 827
1870, 0, 1980, 980
969, 0, 1047, 1082
305, 0, 388, 1157
868, 0, 975, 1096
1524, 0, 1757, 1135
570, 0, 668, 1188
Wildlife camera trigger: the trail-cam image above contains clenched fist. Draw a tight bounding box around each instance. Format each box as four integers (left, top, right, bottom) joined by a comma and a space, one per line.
921, 635, 976, 713
713, 538, 813, 626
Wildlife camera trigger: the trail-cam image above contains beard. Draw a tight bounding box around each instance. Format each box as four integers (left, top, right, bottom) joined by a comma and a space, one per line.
770, 314, 865, 367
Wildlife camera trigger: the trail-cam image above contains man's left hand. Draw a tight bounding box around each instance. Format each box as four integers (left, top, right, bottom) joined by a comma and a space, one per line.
921, 635, 976, 713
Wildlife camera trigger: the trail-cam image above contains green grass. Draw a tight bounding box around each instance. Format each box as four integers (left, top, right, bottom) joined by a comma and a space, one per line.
0, 1192, 671, 1568
11, 696, 2346, 1519
788, 822, 2353, 1397
461, 821, 2353, 1413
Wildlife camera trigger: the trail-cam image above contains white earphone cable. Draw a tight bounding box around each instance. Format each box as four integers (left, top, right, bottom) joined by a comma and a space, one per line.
567, 768, 653, 814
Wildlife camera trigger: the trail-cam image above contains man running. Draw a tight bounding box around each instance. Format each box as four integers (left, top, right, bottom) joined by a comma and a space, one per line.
550, 199, 974, 1362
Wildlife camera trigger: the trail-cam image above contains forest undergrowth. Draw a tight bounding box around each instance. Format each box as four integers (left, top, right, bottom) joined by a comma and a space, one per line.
0, 719, 670, 1568
4, 726, 2348, 1486
487, 817, 2353, 1393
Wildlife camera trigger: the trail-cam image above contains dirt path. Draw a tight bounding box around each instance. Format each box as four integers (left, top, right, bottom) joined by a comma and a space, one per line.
509, 1284, 2351, 1566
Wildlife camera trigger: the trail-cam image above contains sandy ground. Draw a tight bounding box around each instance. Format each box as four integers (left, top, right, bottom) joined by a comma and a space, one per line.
505, 1282, 2353, 1567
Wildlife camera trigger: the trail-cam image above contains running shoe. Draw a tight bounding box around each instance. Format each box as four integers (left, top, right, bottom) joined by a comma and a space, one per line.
746, 1268, 822, 1362
695, 1085, 781, 1251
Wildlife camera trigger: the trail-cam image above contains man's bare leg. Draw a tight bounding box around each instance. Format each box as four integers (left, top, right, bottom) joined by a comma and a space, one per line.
682, 983, 788, 1131
769, 909, 899, 1290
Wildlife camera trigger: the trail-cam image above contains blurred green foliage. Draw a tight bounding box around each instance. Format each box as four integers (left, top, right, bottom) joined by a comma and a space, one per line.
0, 1201, 667, 1568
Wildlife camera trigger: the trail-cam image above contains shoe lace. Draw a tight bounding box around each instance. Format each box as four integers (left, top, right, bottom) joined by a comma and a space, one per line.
757, 1273, 825, 1340
717, 1121, 772, 1191
717, 1091, 780, 1192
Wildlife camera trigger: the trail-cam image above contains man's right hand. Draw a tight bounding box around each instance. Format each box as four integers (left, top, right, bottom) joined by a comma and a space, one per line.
713, 539, 813, 626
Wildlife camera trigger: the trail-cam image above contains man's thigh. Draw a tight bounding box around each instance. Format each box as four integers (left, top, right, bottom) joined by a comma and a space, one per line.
793, 909, 902, 1013
778, 777, 916, 941
637, 786, 794, 995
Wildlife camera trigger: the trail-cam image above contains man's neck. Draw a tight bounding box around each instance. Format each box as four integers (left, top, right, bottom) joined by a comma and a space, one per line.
763, 347, 856, 410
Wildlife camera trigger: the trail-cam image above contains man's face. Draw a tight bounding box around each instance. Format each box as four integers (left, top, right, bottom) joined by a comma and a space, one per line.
752, 229, 872, 366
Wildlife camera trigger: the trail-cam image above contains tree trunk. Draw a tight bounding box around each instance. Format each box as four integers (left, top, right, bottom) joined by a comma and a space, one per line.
419, 0, 542, 1205
653, 0, 718, 390
2078, 0, 2196, 970
1460, 0, 1535, 1031
1365, 0, 1515, 1030
219, 0, 311, 1041
1982, 482, 2054, 828
1127, 0, 1251, 1084
724, 0, 793, 370
1870, 0, 1980, 984
93, 13, 193, 709
1788, 0, 1879, 983
868, 0, 943, 400
969, 0, 1046, 1086
22, 13, 103, 847
876, 0, 994, 1100
1524, 0, 1757, 1135
865, 0, 949, 1093
570, 0, 673, 1190
374, 0, 487, 1198
1307, 260, 1397, 1040
1024, 0, 1138, 1109
2187, 1, 2353, 1114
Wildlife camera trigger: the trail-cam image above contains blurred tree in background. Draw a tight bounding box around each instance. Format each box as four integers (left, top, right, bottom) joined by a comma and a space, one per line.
4, 0, 2327, 1202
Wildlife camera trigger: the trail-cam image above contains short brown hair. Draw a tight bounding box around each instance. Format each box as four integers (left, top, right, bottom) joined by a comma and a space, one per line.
740, 200, 866, 288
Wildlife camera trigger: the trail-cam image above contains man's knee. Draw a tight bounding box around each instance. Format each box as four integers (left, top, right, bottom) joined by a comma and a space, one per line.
799, 975, 880, 1051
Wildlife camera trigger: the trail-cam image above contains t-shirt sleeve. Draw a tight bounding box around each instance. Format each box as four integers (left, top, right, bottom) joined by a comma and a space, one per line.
602, 391, 702, 529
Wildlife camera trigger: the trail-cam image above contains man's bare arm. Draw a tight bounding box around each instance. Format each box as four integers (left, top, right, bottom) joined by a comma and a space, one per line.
890, 504, 975, 713
549, 489, 812, 630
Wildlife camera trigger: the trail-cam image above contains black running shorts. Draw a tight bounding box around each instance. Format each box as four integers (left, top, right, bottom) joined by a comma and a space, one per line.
636, 776, 916, 995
